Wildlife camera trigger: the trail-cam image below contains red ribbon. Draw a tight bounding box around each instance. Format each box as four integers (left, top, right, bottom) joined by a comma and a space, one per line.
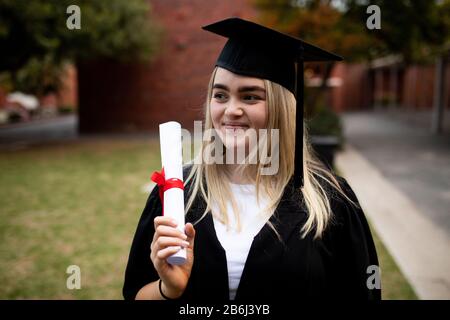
150, 167, 184, 215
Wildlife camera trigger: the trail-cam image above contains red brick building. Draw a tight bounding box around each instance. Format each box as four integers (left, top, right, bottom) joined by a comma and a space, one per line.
78, 0, 256, 133
330, 60, 450, 111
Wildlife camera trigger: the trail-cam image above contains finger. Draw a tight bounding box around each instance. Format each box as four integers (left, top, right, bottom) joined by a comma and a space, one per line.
151, 225, 187, 252
156, 246, 182, 260
185, 223, 196, 247
155, 225, 188, 240
154, 216, 177, 230
155, 236, 190, 250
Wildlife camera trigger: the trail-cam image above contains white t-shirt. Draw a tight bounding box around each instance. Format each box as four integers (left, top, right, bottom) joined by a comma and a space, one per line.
211, 183, 273, 300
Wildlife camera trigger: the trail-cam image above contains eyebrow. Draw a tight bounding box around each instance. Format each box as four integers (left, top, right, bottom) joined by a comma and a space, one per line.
213, 84, 266, 93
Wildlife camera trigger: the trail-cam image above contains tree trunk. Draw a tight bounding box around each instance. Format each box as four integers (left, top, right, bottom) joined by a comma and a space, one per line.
431, 55, 447, 134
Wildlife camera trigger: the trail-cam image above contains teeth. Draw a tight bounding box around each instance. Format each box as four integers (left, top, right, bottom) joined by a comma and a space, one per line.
224, 125, 248, 134
224, 126, 247, 131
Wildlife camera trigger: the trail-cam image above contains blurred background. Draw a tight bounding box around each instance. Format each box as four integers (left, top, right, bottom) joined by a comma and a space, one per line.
0, 0, 448, 299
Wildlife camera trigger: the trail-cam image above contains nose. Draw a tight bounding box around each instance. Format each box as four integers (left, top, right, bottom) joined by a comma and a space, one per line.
224, 98, 244, 117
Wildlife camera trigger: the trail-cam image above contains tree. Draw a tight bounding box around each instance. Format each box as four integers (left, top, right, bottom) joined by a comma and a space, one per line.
343, 0, 448, 63
253, 0, 376, 117
0, 0, 161, 95
253, 0, 449, 125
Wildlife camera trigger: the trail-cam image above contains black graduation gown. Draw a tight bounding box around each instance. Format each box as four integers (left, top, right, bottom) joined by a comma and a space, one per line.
123, 166, 381, 301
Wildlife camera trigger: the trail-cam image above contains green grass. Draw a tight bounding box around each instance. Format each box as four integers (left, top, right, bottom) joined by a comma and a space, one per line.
0, 139, 160, 299
371, 225, 418, 299
0, 138, 417, 299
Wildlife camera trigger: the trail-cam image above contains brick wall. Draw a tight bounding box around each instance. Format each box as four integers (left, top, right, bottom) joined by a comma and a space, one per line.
402, 64, 450, 110
330, 62, 372, 111
58, 64, 78, 109
0, 86, 6, 109
330, 62, 450, 111
78, 0, 256, 133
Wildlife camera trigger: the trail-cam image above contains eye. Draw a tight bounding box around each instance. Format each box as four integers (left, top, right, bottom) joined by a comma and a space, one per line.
243, 95, 261, 102
213, 92, 228, 101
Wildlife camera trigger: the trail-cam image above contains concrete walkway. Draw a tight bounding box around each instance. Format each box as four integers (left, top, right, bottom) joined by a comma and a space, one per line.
336, 111, 450, 299
0, 115, 78, 150
0, 115, 156, 151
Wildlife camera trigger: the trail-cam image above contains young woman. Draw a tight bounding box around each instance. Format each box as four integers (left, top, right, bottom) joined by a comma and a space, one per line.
123, 17, 381, 301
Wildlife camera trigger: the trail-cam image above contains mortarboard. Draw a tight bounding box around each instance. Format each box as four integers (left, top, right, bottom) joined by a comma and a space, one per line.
202, 17, 342, 188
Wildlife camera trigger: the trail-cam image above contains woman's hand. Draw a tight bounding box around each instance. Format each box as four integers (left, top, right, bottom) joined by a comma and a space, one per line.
150, 216, 196, 299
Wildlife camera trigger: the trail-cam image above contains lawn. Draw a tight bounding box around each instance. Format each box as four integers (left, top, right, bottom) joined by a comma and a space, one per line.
0, 138, 416, 299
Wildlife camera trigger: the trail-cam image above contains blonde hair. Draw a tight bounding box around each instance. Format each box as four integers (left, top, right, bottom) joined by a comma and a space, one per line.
183, 67, 351, 239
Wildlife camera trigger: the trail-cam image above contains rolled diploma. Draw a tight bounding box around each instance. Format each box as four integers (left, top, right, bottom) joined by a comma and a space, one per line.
159, 121, 186, 265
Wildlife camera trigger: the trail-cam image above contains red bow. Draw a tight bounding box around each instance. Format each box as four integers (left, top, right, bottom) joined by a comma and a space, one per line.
150, 167, 184, 215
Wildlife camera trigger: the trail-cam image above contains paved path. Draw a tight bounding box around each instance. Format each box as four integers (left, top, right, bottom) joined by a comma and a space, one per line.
0, 115, 156, 151
341, 111, 450, 234
336, 110, 450, 299
0, 115, 78, 150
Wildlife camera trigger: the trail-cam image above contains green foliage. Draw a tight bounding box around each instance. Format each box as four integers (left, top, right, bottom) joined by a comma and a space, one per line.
58, 104, 75, 114
343, 0, 449, 63
14, 54, 65, 95
253, 0, 377, 62
307, 102, 343, 142
0, 0, 162, 94
253, 0, 449, 63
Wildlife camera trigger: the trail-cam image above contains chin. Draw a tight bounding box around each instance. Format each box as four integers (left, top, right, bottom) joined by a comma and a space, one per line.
222, 133, 249, 157
224, 140, 247, 151
222, 127, 246, 140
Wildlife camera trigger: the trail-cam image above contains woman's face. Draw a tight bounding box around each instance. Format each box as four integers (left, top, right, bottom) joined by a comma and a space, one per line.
210, 67, 268, 153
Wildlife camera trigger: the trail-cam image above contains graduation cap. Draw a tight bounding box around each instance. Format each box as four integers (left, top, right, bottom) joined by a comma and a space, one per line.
202, 17, 342, 188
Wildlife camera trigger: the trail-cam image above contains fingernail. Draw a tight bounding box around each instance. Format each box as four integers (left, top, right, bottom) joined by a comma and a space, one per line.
182, 233, 188, 240
182, 241, 190, 247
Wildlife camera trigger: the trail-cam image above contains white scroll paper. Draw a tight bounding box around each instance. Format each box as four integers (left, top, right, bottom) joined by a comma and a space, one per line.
158, 121, 186, 265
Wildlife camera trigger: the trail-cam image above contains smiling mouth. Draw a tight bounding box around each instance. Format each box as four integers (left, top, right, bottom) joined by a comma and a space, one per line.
223, 125, 249, 133
222, 123, 249, 129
